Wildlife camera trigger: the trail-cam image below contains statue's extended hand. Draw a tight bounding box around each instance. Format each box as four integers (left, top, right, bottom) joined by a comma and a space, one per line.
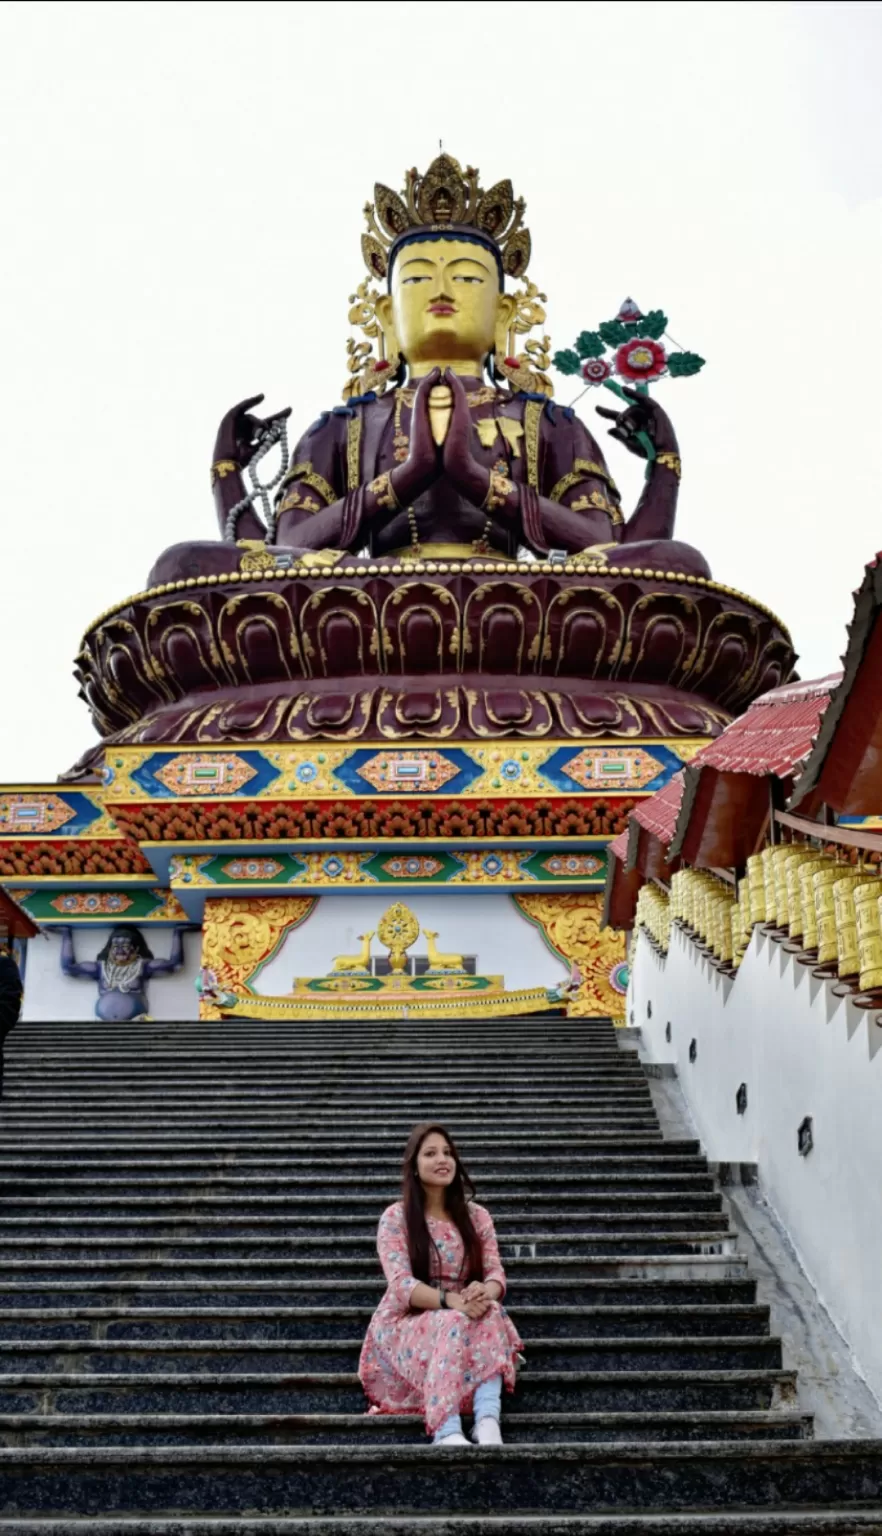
442, 369, 492, 506
595, 386, 677, 459
213, 394, 292, 469
389, 369, 443, 507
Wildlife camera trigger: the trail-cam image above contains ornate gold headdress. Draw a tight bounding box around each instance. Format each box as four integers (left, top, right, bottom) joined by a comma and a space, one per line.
361, 154, 532, 283
343, 154, 552, 401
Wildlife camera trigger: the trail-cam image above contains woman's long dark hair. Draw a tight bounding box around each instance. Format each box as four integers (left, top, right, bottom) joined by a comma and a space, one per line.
402, 1121, 484, 1286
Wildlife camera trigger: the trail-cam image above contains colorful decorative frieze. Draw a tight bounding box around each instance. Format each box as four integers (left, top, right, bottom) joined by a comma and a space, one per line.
0, 787, 116, 838
9, 888, 189, 923
111, 796, 637, 847
170, 847, 609, 891
0, 841, 154, 880
104, 739, 703, 805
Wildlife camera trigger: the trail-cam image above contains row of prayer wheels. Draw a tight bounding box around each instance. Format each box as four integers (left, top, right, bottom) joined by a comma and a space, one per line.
659, 846, 882, 998
670, 869, 743, 972
747, 843, 882, 997
635, 885, 671, 955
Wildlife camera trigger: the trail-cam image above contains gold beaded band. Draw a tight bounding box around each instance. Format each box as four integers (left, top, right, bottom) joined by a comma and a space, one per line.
483, 470, 515, 511
369, 472, 402, 511
656, 451, 682, 479
210, 459, 239, 488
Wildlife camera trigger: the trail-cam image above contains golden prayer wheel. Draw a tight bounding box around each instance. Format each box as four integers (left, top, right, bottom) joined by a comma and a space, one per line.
782, 849, 815, 938
788, 857, 828, 942
761, 846, 778, 925
811, 860, 842, 952
857, 883, 882, 992
746, 853, 766, 925
800, 855, 835, 952
814, 863, 851, 966
833, 875, 879, 980
738, 876, 752, 935
731, 903, 747, 968
774, 850, 799, 931
708, 896, 721, 958
716, 898, 734, 963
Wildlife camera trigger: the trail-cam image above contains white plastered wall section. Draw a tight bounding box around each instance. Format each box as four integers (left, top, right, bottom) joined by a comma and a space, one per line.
21, 929, 202, 1021
629, 922, 882, 1408
257, 893, 568, 996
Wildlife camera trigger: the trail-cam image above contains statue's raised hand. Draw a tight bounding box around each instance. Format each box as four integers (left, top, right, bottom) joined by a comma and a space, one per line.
595, 386, 677, 459
213, 394, 292, 469
389, 369, 443, 506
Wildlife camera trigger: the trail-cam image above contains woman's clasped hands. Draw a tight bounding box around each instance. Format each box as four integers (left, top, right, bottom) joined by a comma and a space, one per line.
447, 1282, 496, 1319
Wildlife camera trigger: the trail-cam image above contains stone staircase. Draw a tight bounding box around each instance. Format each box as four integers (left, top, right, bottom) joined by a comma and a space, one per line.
0, 1014, 880, 1533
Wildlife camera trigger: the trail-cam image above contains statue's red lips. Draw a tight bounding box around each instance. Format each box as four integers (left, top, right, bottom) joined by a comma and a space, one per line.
428, 302, 456, 315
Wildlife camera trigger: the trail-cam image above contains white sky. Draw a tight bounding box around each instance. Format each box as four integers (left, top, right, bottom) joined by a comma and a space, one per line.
1, 0, 881, 781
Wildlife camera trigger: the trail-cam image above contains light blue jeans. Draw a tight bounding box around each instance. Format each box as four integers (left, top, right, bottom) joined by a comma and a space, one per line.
433, 1373, 502, 1443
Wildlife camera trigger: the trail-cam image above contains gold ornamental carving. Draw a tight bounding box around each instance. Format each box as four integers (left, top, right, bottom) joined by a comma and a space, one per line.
199, 896, 316, 1018
377, 901, 420, 972
513, 892, 627, 1019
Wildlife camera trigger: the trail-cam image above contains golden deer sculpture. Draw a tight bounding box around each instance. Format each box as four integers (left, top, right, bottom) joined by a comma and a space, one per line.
331, 932, 375, 973
422, 929, 466, 974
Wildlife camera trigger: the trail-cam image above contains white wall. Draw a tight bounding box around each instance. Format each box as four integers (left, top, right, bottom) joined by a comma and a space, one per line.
256, 893, 568, 996
630, 923, 882, 1407
21, 929, 202, 1021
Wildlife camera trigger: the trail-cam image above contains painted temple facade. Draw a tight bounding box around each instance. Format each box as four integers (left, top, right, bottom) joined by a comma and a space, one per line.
1, 154, 798, 1023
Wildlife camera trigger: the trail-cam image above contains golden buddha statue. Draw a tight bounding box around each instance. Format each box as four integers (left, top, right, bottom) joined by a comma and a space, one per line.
149, 154, 710, 586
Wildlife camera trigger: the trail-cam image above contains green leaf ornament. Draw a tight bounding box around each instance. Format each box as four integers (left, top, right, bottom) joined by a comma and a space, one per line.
667, 350, 706, 377
574, 330, 606, 359
638, 309, 668, 340
551, 348, 582, 376
597, 319, 631, 346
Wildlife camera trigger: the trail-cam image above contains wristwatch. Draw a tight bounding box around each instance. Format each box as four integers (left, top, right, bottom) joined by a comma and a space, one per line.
439, 1290, 449, 1309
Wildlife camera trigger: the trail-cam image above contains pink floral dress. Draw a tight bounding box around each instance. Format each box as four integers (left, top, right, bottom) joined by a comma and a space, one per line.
358, 1200, 524, 1435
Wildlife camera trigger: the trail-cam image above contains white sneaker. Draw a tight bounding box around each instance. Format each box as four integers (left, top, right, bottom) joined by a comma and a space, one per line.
472, 1416, 503, 1445
433, 1431, 471, 1447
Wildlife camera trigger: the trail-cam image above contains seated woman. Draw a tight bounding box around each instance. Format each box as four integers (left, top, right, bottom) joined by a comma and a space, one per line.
149, 154, 710, 586
358, 1121, 523, 1447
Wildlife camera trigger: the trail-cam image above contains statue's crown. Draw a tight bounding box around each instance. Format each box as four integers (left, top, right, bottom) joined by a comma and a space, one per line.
362, 154, 531, 284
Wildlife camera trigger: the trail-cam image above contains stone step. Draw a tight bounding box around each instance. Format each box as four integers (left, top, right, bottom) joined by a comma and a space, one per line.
0, 1367, 797, 1414
0, 1408, 812, 1447
0, 1303, 772, 1342
11, 1018, 614, 1034
0, 1276, 759, 1309
0, 1191, 725, 1216
0, 1335, 784, 1374
0, 1155, 713, 1178
0, 1253, 746, 1283
0, 1133, 687, 1152
0, 1207, 724, 1237
0, 1214, 730, 1244
3, 1439, 879, 1518
2, 1516, 878, 1536
0, 1173, 719, 1198
5, 1069, 651, 1081
0, 1233, 739, 1267
0, 1115, 663, 1133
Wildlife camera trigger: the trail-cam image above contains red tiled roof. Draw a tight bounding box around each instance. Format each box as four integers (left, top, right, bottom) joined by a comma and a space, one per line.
688, 674, 838, 779
791, 557, 882, 815
0, 886, 39, 940
608, 828, 630, 862
631, 771, 685, 848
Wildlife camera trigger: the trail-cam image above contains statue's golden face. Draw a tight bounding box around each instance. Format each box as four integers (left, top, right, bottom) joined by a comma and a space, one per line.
386, 237, 508, 369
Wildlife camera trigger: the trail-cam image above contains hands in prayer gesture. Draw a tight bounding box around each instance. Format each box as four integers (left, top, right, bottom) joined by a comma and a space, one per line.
389, 368, 503, 514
